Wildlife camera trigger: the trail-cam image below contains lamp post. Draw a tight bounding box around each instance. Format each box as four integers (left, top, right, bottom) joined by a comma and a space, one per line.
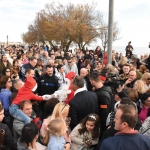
6, 35, 8, 46
107, 0, 114, 64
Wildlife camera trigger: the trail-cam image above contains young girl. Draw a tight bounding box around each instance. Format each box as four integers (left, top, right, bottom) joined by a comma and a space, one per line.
40, 102, 71, 145
70, 114, 100, 150
47, 119, 67, 150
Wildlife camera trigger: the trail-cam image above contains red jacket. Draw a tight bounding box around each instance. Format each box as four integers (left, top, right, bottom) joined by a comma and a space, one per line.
12, 76, 43, 105
65, 72, 76, 104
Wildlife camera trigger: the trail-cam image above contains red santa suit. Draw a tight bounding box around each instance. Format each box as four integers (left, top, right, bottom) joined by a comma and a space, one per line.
12, 76, 43, 105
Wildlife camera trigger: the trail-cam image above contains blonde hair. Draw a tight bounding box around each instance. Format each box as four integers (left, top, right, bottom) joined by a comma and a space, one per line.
107, 64, 118, 74
135, 80, 147, 94
48, 119, 66, 136
43, 102, 69, 144
50, 102, 70, 120
141, 72, 150, 83
118, 56, 128, 66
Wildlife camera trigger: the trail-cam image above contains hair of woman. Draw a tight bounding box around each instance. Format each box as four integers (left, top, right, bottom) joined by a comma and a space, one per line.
0, 76, 10, 90
136, 80, 147, 94
20, 123, 39, 148
78, 114, 100, 139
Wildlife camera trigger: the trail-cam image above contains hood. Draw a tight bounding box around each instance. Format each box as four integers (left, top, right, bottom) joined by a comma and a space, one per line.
65, 72, 76, 80
101, 85, 112, 95
24, 76, 36, 89
17, 138, 30, 150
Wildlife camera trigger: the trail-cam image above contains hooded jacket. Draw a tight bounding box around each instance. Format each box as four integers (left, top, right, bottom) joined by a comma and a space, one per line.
95, 86, 112, 136
12, 76, 43, 105
13, 111, 36, 143
0, 88, 12, 115
17, 139, 46, 150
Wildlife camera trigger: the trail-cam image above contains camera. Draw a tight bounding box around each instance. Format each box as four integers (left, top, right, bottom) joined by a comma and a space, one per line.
104, 73, 125, 94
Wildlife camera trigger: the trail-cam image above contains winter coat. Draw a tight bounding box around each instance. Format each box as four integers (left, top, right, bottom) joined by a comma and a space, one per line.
0, 60, 12, 74
64, 63, 78, 75
37, 74, 59, 96
0, 88, 12, 115
17, 139, 46, 150
94, 86, 112, 135
0, 122, 17, 150
12, 76, 43, 105
13, 111, 36, 143
69, 90, 98, 130
70, 124, 99, 150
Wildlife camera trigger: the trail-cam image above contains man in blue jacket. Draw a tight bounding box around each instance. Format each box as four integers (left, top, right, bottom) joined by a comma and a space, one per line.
100, 103, 150, 150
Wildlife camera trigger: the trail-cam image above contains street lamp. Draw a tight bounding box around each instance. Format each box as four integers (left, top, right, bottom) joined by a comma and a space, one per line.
6, 35, 8, 46
107, 0, 114, 64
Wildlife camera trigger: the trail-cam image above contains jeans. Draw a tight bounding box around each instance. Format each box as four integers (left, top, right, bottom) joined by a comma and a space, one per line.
9, 104, 31, 124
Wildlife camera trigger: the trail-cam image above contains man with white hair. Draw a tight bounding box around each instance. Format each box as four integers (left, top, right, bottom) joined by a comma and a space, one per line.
80, 68, 92, 91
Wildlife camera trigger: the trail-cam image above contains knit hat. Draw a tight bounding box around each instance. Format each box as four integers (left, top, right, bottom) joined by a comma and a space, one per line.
24, 76, 36, 89
132, 54, 138, 59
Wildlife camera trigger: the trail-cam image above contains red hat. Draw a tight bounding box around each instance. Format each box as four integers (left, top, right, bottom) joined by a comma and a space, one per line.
24, 76, 36, 89
100, 75, 106, 81
65, 72, 76, 80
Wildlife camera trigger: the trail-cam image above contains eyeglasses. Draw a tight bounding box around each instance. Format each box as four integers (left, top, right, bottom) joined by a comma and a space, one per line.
7, 80, 12, 83
61, 103, 67, 112
68, 61, 72, 64
6, 70, 11, 72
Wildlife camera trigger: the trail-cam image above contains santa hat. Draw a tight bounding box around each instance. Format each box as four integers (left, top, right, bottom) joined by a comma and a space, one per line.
24, 76, 36, 89
65, 72, 76, 80
99, 75, 106, 81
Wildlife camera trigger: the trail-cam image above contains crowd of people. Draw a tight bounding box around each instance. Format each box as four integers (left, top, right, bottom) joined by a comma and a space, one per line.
0, 42, 150, 150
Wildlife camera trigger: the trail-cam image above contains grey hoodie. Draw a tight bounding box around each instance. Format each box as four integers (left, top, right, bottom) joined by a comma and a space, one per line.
17, 138, 30, 150
13, 111, 36, 143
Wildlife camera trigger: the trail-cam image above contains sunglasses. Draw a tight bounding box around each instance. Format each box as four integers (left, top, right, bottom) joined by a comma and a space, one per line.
147, 78, 150, 80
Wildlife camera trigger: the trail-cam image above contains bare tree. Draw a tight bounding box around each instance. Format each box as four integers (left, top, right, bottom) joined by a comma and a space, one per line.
98, 20, 121, 53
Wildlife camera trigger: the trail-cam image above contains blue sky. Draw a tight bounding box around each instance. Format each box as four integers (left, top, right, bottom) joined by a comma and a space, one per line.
0, 0, 150, 47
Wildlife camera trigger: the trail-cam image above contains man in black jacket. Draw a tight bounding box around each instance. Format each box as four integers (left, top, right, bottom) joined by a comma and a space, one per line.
37, 65, 59, 110
68, 76, 98, 130
89, 71, 112, 139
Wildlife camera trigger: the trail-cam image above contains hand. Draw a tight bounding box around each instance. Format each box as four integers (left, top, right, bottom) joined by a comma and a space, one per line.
125, 79, 132, 85
92, 87, 96, 91
64, 143, 70, 150
116, 84, 125, 93
42, 95, 51, 100
67, 90, 71, 94
84, 143, 89, 148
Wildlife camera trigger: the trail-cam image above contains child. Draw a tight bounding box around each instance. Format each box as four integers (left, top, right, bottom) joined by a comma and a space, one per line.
70, 114, 100, 150
9, 76, 47, 124
47, 119, 67, 150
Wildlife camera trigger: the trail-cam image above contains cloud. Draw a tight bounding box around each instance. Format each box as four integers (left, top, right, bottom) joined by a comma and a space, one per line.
0, 0, 150, 44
